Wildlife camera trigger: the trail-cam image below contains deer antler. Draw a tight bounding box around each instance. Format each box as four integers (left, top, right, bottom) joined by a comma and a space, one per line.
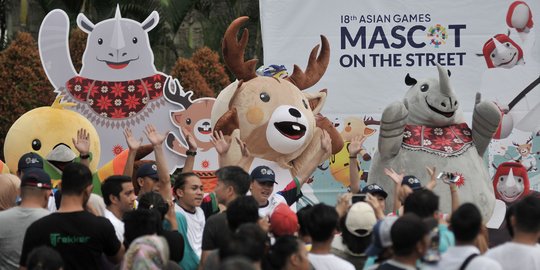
286, 35, 330, 90
526, 136, 533, 144
222, 16, 258, 81
512, 141, 519, 147
363, 116, 381, 126
163, 77, 194, 109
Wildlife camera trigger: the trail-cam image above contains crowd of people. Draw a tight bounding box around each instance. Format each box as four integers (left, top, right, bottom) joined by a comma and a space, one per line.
0, 124, 540, 270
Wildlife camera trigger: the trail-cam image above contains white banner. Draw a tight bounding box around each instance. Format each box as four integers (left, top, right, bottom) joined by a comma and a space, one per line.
260, 0, 540, 204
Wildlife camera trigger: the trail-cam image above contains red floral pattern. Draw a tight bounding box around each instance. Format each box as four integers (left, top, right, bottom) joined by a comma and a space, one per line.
402, 123, 473, 157
65, 74, 166, 119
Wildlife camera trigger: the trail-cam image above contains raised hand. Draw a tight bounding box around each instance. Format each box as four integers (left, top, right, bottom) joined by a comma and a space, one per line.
348, 135, 366, 156
210, 131, 231, 155
426, 166, 437, 190
72, 128, 90, 155
384, 167, 404, 185
181, 127, 198, 151
123, 128, 142, 151
144, 124, 167, 146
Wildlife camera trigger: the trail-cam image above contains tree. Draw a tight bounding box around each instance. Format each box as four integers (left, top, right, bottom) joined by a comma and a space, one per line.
0, 32, 54, 160
191, 47, 230, 96
170, 58, 214, 99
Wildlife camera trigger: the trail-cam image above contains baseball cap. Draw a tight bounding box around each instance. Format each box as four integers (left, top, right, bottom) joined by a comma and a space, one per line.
250, 166, 277, 184
270, 203, 299, 237
21, 168, 52, 189
362, 184, 388, 199
18, 152, 44, 172
345, 202, 377, 237
136, 163, 159, 180
401, 175, 423, 190
365, 216, 398, 257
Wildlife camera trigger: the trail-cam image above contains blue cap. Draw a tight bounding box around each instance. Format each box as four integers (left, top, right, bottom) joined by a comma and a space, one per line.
250, 166, 277, 184
401, 175, 423, 190
365, 216, 398, 256
362, 184, 388, 199
18, 152, 44, 172
21, 168, 52, 189
136, 163, 159, 180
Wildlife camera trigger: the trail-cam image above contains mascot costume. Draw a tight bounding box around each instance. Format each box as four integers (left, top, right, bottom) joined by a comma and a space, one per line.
368, 64, 501, 221
211, 17, 342, 198
4, 97, 137, 194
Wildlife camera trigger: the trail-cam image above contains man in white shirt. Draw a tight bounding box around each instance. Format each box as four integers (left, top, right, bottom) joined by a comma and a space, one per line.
424, 203, 501, 270
0, 169, 51, 270
101, 175, 136, 243
306, 203, 355, 270
173, 172, 206, 270
485, 195, 540, 270
250, 165, 303, 217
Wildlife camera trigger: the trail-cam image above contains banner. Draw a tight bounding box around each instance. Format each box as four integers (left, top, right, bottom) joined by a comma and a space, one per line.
260, 0, 540, 205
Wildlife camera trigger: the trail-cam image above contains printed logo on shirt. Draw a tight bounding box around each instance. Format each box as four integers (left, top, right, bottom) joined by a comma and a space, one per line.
50, 233, 90, 247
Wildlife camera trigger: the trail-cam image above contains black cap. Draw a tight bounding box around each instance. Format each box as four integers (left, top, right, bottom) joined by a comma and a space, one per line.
362, 184, 388, 199
136, 163, 159, 180
21, 168, 52, 189
18, 152, 44, 172
250, 166, 277, 184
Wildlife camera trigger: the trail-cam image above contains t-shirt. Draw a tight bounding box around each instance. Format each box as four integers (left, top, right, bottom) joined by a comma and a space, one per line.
308, 253, 355, 270
160, 230, 185, 263
175, 204, 205, 257
485, 242, 540, 270
103, 208, 124, 243
376, 259, 417, 270
0, 207, 49, 270
259, 178, 303, 217
20, 211, 121, 270
201, 212, 231, 251
423, 246, 502, 270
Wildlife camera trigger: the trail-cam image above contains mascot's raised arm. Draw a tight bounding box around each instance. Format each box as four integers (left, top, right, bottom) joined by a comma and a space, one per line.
368, 64, 501, 221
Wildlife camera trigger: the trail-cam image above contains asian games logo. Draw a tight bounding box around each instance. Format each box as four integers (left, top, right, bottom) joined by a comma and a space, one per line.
427, 24, 448, 48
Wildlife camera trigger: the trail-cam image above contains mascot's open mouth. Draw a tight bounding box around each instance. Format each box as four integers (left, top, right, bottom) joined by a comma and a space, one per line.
274, 121, 306, 140
498, 52, 517, 67
197, 125, 212, 135
98, 56, 140, 69
425, 98, 455, 118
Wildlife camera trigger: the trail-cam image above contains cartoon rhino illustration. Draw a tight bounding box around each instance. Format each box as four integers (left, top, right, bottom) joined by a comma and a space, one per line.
367, 65, 501, 221
38, 6, 182, 166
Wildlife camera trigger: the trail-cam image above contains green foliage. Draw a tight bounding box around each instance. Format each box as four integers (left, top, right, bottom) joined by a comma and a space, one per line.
0, 32, 55, 160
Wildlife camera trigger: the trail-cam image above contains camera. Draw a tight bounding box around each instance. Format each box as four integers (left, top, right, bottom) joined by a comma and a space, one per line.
351, 194, 366, 203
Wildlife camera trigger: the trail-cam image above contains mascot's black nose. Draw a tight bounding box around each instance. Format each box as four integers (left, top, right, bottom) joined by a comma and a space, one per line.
289, 108, 301, 118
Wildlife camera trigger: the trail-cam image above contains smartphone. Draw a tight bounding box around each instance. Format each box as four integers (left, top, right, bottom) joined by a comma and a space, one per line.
437, 172, 460, 184
352, 194, 366, 203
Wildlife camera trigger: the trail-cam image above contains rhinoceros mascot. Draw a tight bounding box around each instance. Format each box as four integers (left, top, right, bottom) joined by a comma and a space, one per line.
368, 64, 501, 221
38, 6, 187, 167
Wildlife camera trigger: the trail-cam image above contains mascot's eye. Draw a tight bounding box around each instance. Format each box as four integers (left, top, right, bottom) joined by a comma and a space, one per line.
98, 38, 103, 45
499, 177, 504, 182
302, 99, 308, 109
186, 118, 192, 125
132, 37, 138, 44
505, 42, 510, 47
420, 84, 429, 92
491, 53, 495, 58
259, 92, 270, 102
31, 139, 41, 151
517, 178, 522, 183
